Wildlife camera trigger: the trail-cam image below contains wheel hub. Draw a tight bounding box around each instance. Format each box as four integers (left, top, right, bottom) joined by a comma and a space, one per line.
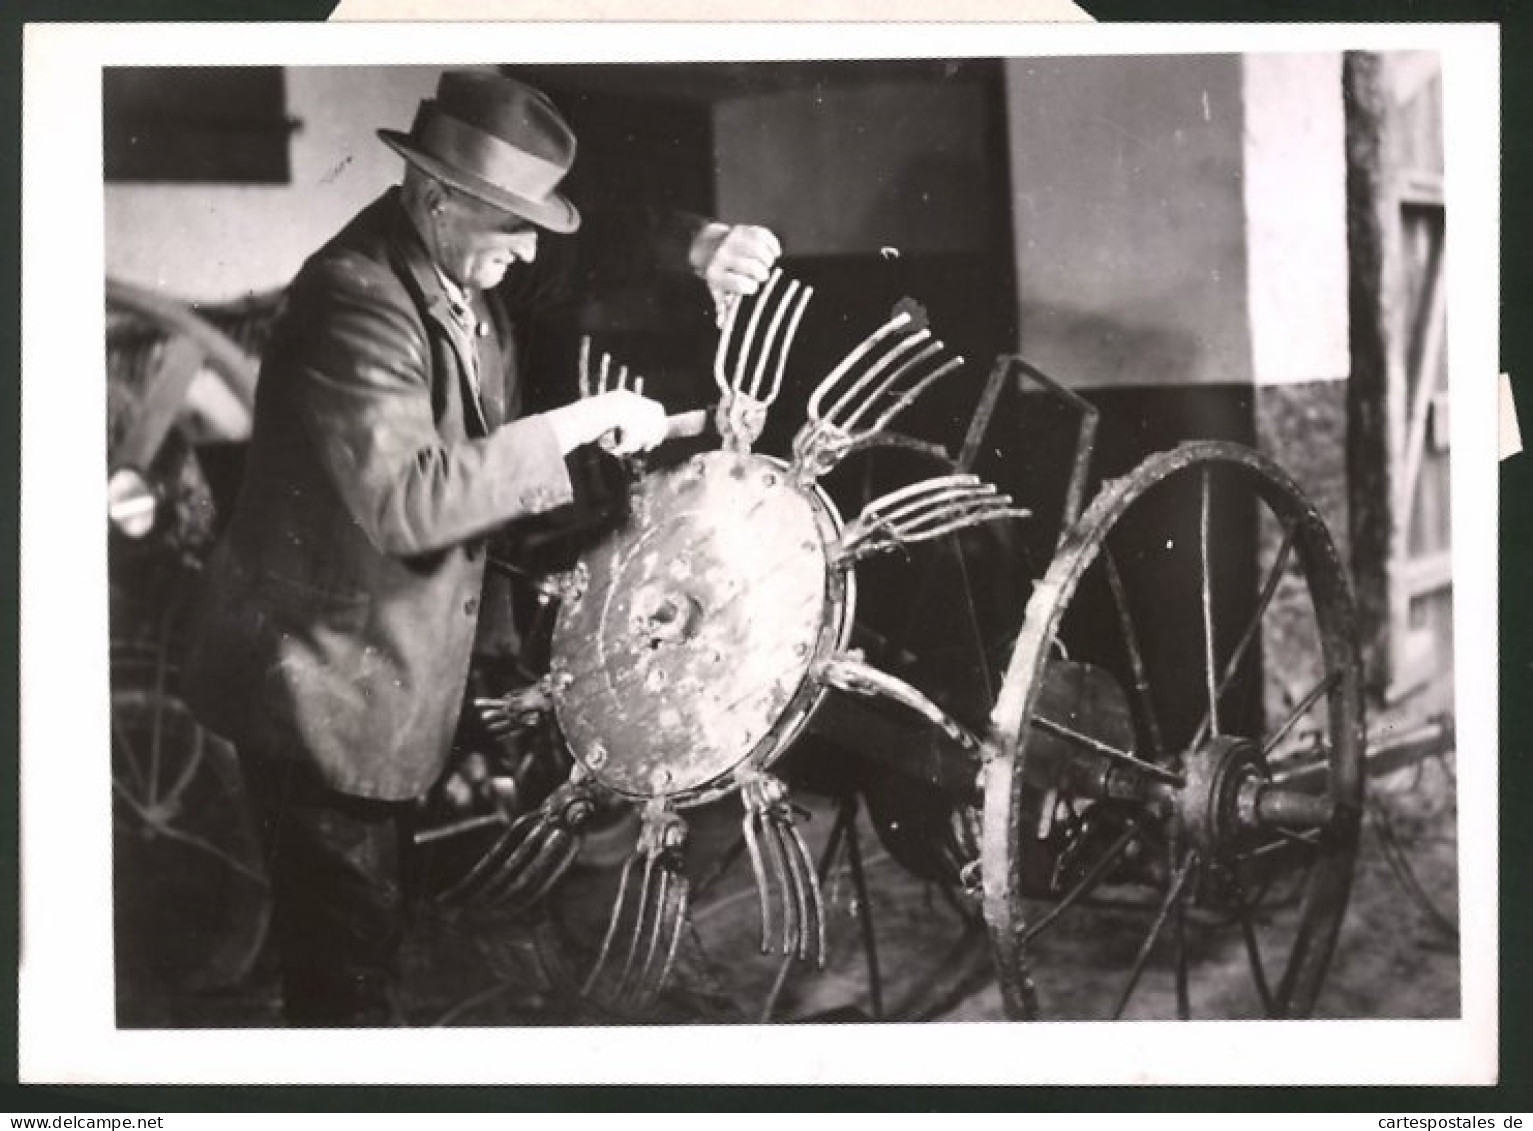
1179, 735, 1267, 863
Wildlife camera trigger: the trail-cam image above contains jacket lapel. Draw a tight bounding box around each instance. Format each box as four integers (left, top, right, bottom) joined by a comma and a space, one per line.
388, 205, 491, 438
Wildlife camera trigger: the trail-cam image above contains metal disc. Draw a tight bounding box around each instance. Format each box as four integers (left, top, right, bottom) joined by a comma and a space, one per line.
551, 452, 851, 803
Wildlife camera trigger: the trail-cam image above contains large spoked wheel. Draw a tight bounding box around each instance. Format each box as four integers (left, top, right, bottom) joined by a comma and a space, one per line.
981, 441, 1365, 1020
106, 282, 269, 1015
111, 639, 270, 1007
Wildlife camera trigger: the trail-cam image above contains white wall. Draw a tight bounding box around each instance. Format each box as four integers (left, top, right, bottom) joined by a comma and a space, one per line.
104, 65, 454, 303
1241, 52, 1350, 386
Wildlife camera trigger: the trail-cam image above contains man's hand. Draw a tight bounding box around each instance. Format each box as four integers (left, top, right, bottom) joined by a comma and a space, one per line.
690, 223, 783, 327
545, 389, 668, 456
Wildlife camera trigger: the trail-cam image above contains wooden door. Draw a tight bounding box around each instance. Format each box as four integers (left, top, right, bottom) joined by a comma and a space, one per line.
1345, 51, 1453, 708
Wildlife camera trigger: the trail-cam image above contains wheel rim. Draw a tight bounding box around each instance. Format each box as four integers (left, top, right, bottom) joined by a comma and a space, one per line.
981, 441, 1365, 1020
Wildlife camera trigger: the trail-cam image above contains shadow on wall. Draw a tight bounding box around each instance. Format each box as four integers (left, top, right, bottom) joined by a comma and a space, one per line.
1015, 300, 1205, 392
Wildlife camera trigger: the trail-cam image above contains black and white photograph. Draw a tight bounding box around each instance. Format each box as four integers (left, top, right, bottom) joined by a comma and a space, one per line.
19, 19, 1500, 1086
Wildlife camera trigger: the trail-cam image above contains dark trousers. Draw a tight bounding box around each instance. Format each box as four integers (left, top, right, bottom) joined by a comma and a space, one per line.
238, 749, 413, 1027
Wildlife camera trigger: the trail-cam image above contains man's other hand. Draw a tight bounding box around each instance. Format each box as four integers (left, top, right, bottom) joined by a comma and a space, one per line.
690, 223, 784, 326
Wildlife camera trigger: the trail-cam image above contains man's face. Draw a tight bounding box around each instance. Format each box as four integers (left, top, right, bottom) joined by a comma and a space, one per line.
432, 186, 539, 290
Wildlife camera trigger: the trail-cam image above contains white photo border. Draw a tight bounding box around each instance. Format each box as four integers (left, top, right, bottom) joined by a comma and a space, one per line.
19, 19, 1500, 1086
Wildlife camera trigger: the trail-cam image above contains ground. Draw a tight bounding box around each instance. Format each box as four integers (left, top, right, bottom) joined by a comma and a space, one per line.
115, 735, 1460, 1029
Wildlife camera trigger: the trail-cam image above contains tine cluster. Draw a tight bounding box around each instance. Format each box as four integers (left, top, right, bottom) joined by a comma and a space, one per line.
838, 473, 1031, 563
804, 310, 966, 439
712, 268, 813, 408
740, 771, 826, 967
581, 802, 691, 1013
579, 335, 645, 399
434, 776, 592, 912
473, 682, 551, 740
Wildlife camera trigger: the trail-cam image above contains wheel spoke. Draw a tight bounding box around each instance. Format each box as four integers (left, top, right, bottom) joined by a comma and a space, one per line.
111, 713, 148, 795
1199, 467, 1219, 739
149, 819, 269, 887
112, 776, 266, 885
1235, 827, 1321, 865
147, 628, 173, 805
1271, 852, 1324, 1017
157, 721, 207, 813
1262, 669, 1342, 758
1104, 548, 1166, 762
1021, 822, 1139, 945
1190, 519, 1299, 752
1230, 872, 1276, 1017
843, 802, 884, 1020
1031, 713, 1184, 787
1111, 850, 1197, 1020
951, 539, 996, 698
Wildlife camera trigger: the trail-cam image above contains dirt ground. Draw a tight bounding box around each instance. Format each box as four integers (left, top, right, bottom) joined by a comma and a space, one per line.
116, 732, 1460, 1029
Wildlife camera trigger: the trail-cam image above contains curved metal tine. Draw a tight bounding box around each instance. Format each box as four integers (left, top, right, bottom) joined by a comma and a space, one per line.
583, 852, 640, 996
435, 809, 546, 905
711, 290, 745, 398
614, 853, 659, 995
578, 335, 594, 398
760, 283, 813, 406
888, 500, 1030, 543
863, 354, 967, 435
767, 817, 808, 960
841, 492, 1015, 562
866, 480, 1000, 526
821, 329, 933, 431
836, 337, 945, 432
730, 268, 785, 396
860, 473, 983, 518
477, 826, 574, 909
631, 874, 691, 1013
781, 816, 826, 965
742, 808, 775, 953
617, 865, 671, 1005
806, 310, 913, 422
504, 833, 581, 912
855, 494, 1015, 547
762, 811, 797, 956
743, 275, 802, 401
474, 697, 526, 735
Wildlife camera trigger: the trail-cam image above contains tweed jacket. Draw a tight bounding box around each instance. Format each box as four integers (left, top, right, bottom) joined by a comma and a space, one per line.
185, 189, 699, 799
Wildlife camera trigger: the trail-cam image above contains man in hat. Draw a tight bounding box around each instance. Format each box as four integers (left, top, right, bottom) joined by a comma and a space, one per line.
185, 70, 781, 1025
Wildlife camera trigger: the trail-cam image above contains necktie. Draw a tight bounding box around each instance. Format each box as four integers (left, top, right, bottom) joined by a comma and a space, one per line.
447, 293, 482, 400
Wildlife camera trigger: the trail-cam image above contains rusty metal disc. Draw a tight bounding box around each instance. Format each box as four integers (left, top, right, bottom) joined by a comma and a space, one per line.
551, 451, 853, 805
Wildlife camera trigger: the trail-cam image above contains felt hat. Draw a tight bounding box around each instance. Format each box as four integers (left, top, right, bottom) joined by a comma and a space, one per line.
379, 70, 580, 233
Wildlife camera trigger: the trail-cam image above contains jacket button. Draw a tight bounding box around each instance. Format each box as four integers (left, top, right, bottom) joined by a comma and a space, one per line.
464, 597, 479, 615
